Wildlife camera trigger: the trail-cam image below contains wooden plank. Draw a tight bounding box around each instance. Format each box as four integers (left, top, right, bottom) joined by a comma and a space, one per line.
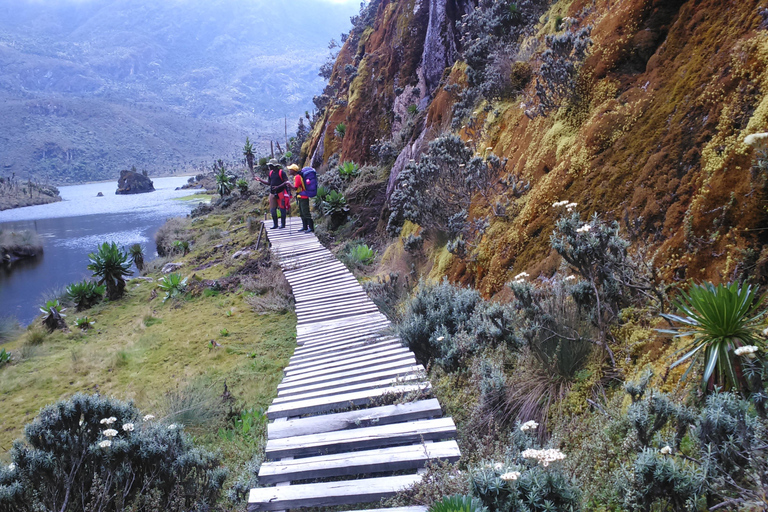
268, 399, 443, 439
278, 365, 424, 398
293, 285, 368, 302
293, 280, 363, 298
296, 312, 389, 337
296, 305, 381, 326
265, 416, 454, 459
288, 339, 402, 366
247, 474, 421, 511
285, 347, 411, 377
286, 266, 351, 286
295, 297, 376, 314
277, 360, 420, 393
294, 291, 371, 306
297, 322, 392, 347
274, 374, 423, 404
290, 335, 400, 360
258, 440, 461, 484
281, 352, 416, 384
266, 382, 431, 419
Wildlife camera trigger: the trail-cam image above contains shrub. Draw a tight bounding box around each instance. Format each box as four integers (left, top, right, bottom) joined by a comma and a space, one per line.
160, 379, 229, 430
0, 347, 10, 366
660, 281, 766, 392
338, 161, 360, 179
74, 317, 95, 330
470, 425, 581, 512
66, 280, 105, 312
171, 239, 190, 255
0, 393, 226, 512
155, 218, 191, 257
348, 243, 376, 265
158, 273, 188, 302
397, 279, 520, 370
87, 242, 133, 301
321, 190, 350, 229
128, 243, 144, 272
535, 26, 592, 114
429, 495, 488, 512
236, 178, 249, 195
403, 234, 424, 254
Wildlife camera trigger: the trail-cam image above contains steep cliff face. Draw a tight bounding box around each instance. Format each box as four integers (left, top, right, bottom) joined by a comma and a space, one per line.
306, 0, 768, 293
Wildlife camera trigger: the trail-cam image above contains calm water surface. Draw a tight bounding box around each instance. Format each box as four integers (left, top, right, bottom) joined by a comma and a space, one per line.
0, 176, 200, 324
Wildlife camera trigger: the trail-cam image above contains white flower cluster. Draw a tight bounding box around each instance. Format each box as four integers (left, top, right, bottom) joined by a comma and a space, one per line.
143, 414, 155, 421
744, 132, 768, 147
100, 417, 117, 425
99, 440, 112, 449
168, 424, 178, 430
553, 200, 578, 212
520, 420, 539, 432
513, 271, 529, 284
7, 463, 15, 471
734, 345, 759, 357
660, 445, 672, 455
576, 224, 591, 233
552, 200, 569, 207
500, 471, 521, 481
564, 275, 576, 281
521, 448, 566, 467
122, 423, 135, 432
102, 429, 118, 438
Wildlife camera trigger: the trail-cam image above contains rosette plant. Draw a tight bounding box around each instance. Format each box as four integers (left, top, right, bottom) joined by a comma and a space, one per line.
660, 281, 766, 392
87, 242, 133, 301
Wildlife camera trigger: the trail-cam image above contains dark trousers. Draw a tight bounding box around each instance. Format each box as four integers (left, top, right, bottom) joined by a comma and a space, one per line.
298, 197, 313, 231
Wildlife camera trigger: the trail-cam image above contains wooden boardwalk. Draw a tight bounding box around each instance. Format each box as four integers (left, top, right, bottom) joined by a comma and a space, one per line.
248, 217, 460, 512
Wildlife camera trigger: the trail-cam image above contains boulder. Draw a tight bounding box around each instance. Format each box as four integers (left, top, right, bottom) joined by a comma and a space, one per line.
96, 192, 104, 197
116, 170, 155, 195
161, 262, 184, 274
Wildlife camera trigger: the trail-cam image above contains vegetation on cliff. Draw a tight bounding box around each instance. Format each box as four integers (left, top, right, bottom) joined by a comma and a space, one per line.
0, 175, 61, 211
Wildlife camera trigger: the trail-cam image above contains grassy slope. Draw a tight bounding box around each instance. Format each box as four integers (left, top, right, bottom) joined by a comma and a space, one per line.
0, 199, 295, 468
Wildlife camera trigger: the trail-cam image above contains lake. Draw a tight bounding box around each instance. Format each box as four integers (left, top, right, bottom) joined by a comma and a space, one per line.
0, 176, 202, 325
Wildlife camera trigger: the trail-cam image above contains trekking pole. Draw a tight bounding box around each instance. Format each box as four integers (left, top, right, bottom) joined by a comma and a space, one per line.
256, 223, 264, 251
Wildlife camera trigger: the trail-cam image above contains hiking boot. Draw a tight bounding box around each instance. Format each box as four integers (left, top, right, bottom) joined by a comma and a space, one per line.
296, 228, 307, 233
269, 224, 278, 229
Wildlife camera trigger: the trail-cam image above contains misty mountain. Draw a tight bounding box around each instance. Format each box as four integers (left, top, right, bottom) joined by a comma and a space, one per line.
0, 0, 357, 184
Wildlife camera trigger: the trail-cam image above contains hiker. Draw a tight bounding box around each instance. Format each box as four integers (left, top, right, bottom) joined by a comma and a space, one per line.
288, 164, 315, 233
265, 159, 290, 229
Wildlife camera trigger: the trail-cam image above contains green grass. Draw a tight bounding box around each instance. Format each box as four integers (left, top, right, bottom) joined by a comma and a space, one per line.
0, 204, 297, 469
175, 193, 214, 202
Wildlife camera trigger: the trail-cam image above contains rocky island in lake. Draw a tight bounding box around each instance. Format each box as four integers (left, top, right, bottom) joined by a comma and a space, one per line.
116, 169, 155, 195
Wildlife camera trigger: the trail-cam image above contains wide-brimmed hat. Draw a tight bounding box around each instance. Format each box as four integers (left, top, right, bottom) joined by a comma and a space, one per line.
267, 158, 280, 167
286, 164, 300, 172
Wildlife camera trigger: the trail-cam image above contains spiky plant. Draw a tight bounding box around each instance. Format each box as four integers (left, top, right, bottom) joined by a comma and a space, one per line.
66, 280, 105, 312
243, 137, 255, 172
0, 347, 11, 366
334, 122, 346, 139
348, 243, 376, 265
236, 178, 249, 195
321, 190, 350, 229
128, 244, 144, 272
74, 317, 95, 330
337, 161, 360, 179
39, 299, 67, 332
429, 495, 488, 512
158, 273, 188, 302
172, 240, 190, 255
660, 281, 766, 392
87, 242, 133, 301
215, 166, 232, 197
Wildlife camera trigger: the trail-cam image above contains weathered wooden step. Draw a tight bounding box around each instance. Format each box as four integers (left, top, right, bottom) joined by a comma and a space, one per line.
281, 352, 417, 384
265, 417, 455, 459
278, 364, 424, 398
285, 346, 412, 377
274, 374, 423, 404
297, 322, 391, 347
289, 337, 400, 364
267, 399, 443, 439
266, 383, 430, 420
247, 474, 421, 511
258, 440, 461, 484
277, 360, 421, 393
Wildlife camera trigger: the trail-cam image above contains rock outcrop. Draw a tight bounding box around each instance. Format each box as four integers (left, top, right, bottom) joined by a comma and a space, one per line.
116, 170, 155, 195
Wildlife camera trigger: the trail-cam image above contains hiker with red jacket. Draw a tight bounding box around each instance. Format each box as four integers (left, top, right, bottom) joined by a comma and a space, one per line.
265, 159, 290, 229
288, 164, 315, 233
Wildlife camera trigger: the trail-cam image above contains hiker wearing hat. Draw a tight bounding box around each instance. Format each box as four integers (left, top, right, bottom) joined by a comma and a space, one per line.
266, 159, 290, 229
287, 164, 314, 233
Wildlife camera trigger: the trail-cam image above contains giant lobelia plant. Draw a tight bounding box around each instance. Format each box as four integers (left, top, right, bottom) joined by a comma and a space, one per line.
660, 281, 766, 392
87, 242, 133, 301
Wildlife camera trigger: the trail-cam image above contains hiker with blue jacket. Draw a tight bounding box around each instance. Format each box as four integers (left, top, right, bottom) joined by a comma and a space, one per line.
287, 164, 316, 233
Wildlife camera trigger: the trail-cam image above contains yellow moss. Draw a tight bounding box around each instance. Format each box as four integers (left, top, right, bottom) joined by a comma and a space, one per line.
347, 59, 370, 111
428, 244, 454, 281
